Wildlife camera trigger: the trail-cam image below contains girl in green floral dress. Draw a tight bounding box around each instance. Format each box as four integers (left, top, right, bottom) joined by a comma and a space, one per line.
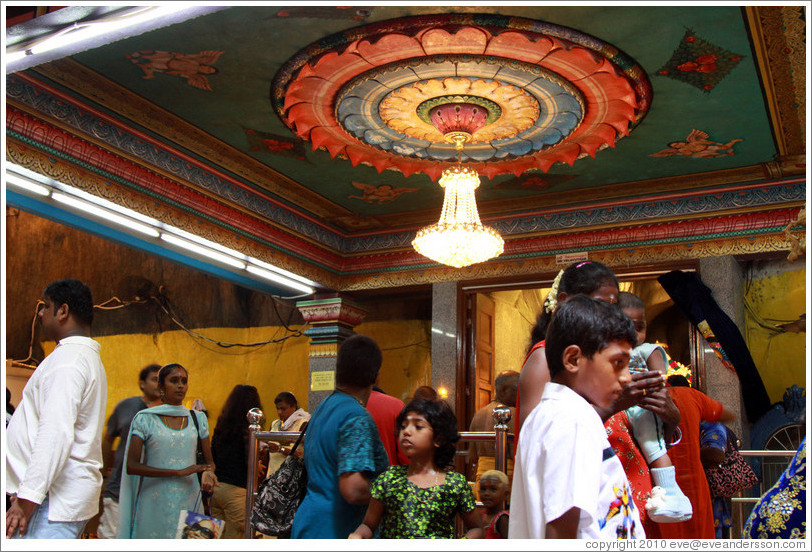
349, 397, 483, 539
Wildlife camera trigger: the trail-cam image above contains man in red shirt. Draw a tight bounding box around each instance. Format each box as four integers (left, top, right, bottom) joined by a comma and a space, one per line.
366, 387, 409, 465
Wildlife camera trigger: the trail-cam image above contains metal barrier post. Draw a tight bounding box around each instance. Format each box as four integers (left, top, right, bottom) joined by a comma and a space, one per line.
493, 406, 511, 474
244, 407, 264, 539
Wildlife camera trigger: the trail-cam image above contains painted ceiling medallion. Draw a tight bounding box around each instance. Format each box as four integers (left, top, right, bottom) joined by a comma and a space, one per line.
273, 14, 651, 179
381, 80, 538, 144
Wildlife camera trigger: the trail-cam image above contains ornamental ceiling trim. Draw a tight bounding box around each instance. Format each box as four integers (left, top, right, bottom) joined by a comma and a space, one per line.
274, 13, 651, 180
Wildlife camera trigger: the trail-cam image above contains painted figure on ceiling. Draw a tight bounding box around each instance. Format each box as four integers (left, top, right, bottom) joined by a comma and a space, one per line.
348, 182, 418, 204
126, 50, 224, 91
650, 129, 742, 159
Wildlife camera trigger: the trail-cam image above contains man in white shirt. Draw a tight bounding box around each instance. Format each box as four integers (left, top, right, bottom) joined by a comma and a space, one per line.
6, 279, 107, 539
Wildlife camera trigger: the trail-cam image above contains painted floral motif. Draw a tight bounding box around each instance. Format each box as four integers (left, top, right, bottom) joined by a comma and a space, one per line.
656, 30, 744, 92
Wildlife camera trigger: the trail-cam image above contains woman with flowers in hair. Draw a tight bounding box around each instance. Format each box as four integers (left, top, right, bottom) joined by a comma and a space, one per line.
514, 261, 680, 535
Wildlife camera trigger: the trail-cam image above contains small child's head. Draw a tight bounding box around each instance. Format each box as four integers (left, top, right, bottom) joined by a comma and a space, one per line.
545, 295, 637, 408
396, 397, 459, 469
618, 291, 647, 345
478, 470, 509, 511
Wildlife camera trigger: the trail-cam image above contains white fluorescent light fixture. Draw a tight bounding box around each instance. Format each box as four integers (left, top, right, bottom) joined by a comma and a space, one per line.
6, 163, 318, 294
6, 173, 50, 196
248, 257, 319, 287
52, 192, 160, 238
26, 7, 190, 56
51, 182, 162, 228
160, 233, 247, 270
246, 265, 315, 295
5, 49, 29, 63
162, 225, 249, 261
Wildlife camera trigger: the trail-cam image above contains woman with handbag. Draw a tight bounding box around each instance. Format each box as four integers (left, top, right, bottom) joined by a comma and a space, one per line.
117, 363, 218, 538
210, 385, 263, 539
290, 335, 389, 538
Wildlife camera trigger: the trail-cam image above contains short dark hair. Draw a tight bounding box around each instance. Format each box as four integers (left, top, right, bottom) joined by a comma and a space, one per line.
335, 334, 381, 388
618, 291, 645, 311
43, 279, 94, 326
530, 261, 618, 348
274, 391, 297, 408
494, 371, 520, 406
545, 295, 637, 378
138, 363, 161, 382
158, 363, 187, 386
396, 398, 459, 470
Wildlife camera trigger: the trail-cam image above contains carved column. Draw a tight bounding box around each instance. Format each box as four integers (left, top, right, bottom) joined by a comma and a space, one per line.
296, 297, 367, 412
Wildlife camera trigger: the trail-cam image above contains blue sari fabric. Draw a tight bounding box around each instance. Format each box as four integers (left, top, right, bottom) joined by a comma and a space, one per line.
117, 405, 208, 539
743, 437, 806, 539
291, 390, 388, 538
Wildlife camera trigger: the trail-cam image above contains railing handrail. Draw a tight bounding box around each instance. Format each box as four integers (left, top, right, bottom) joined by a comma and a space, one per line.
242, 407, 514, 538
738, 449, 796, 457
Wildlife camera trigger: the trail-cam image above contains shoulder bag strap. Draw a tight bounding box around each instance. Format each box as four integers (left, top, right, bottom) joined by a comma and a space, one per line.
289, 421, 308, 456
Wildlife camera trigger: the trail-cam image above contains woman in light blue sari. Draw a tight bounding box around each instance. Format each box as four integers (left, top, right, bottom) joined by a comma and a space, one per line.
118, 363, 218, 538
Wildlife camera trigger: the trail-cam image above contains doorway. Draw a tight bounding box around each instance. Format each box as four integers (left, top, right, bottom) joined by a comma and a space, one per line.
459, 272, 698, 430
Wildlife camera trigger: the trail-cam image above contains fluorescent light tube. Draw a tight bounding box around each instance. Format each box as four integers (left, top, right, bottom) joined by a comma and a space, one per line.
28, 7, 189, 55
52, 192, 160, 237
246, 265, 315, 295
247, 257, 319, 287
6, 173, 50, 196
160, 233, 246, 269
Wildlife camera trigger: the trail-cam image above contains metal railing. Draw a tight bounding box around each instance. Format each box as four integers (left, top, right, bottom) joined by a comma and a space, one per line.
728, 449, 796, 539
242, 405, 514, 538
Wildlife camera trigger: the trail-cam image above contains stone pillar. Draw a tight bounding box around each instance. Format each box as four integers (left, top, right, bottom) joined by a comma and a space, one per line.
431, 281, 459, 414
296, 297, 367, 412
698, 256, 747, 443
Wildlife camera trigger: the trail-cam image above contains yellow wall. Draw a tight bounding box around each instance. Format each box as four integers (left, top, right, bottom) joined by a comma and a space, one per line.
48, 327, 311, 433
744, 267, 807, 403
492, 289, 548, 376
354, 319, 432, 403
42, 320, 430, 436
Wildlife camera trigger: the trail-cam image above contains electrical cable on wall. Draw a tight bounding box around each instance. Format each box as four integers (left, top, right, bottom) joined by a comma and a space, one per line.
10, 290, 309, 365
149, 291, 308, 350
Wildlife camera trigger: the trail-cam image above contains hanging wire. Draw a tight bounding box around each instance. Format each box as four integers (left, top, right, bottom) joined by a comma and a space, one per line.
149, 290, 308, 350
11, 290, 309, 365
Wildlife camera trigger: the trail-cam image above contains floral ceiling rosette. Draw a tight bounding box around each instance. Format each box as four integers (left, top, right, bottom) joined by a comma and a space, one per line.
272, 14, 651, 180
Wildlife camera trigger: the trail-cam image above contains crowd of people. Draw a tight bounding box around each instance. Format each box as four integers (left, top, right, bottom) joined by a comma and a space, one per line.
4, 274, 806, 541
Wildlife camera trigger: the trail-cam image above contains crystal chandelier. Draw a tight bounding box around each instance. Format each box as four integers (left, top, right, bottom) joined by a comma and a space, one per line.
412, 101, 504, 268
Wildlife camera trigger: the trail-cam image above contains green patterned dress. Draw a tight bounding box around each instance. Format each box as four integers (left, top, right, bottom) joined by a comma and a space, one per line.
371, 465, 476, 538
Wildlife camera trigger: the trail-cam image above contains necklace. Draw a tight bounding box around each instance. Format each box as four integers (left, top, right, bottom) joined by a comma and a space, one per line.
161, 415, 187, 430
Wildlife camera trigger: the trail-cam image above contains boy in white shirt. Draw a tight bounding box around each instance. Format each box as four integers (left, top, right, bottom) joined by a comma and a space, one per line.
510, 295, 645, 539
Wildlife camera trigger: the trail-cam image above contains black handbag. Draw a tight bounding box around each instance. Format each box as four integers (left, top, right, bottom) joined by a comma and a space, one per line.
251, 422, 308, 537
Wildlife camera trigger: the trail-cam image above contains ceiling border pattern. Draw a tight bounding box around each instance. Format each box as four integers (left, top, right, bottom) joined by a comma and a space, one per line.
28, 58, 358, 227
7, 106, 804, 264
337, 232, 799, 291
5, 136, 345, 284
745, 5, 807, 155
336, 207, 802, 272
7, 73, 349, 248
7, 134, 800, 291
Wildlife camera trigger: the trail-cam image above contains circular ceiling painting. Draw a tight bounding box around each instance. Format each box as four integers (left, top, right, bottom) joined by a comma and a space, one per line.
272, 14, 652, 180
